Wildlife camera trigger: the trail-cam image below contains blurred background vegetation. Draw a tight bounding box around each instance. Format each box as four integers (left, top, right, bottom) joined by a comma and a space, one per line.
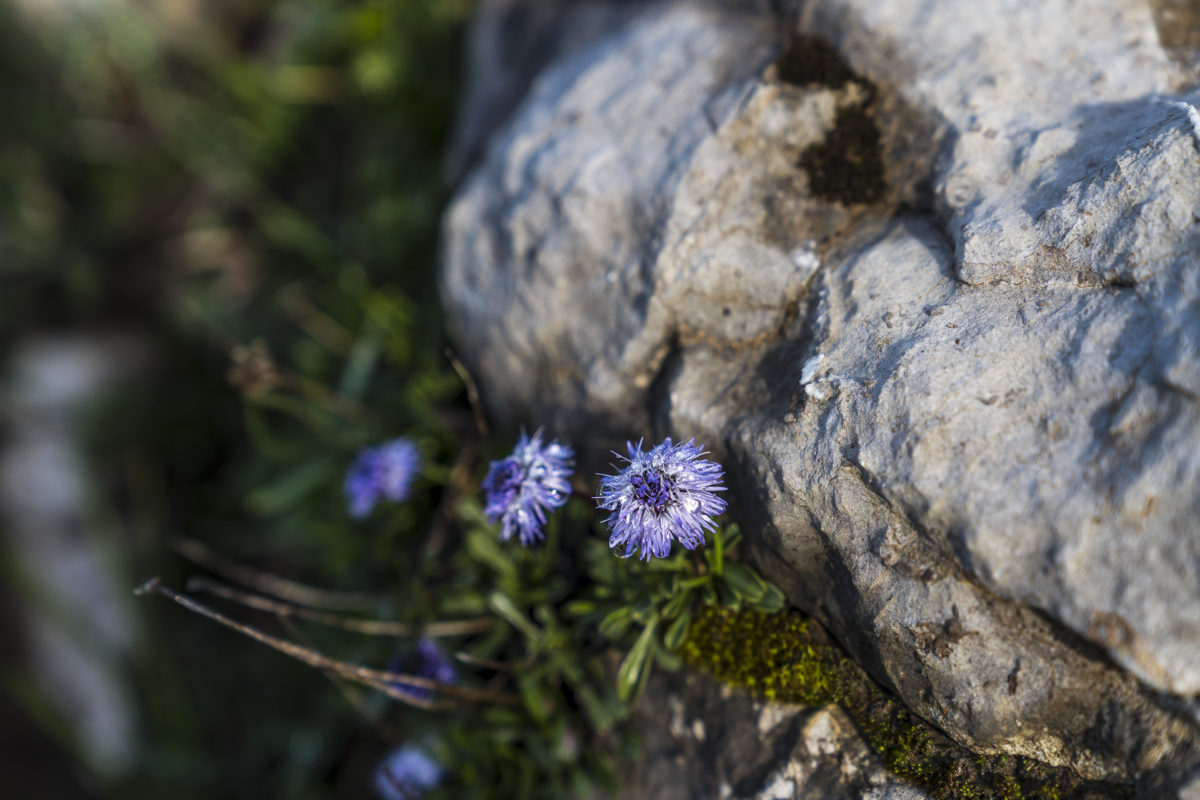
0, 0, 477, 796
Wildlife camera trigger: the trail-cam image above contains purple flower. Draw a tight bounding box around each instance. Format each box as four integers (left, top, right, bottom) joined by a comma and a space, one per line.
597, 437, 727, 561
345, 438, 420, 519
375, 745, 443, 800
482, 430, 574, 545
387, 637, 456, 703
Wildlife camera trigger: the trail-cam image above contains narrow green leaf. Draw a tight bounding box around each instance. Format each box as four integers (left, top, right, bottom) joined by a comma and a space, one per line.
518, 673, 551, 725
617, 617, 659, 702
721, 524, 743, 552
663, 608, 691, 650
487, 591, 541, 641
747, 583, 786, 613
564, 599, 597, 617
467, 527, 515, 578
716, 581, 742, 610
245, 457, 335, 515
598, 606, 633, 640
654, 645, 682, 672
659, 587, 692, 620
712, 526, 724, 576
722, 562, 768, 602
645, 551, 688, 572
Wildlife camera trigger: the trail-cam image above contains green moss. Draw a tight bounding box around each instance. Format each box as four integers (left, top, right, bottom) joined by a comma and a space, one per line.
682, 606, 1133, 800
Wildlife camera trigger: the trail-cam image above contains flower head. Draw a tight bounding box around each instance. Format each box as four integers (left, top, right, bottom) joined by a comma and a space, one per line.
375, 745, 443, 800
345, 438, 420, 519
597, 437, 727, 561
387, 637, 456, 704
482, 429, 574, 545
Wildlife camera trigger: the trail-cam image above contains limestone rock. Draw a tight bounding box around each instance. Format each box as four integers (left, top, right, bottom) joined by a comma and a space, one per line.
630, 671, 930, 800
442, 0, 1200, 789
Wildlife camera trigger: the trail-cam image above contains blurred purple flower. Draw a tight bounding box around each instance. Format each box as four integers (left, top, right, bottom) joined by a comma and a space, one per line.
375, 745, 443, 800
388, 637, 455, 704
597, 437, 727, 561
345, 438, 420, 519
482, 429, 573, 545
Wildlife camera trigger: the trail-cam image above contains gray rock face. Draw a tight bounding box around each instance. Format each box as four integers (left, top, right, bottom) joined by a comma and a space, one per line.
631, 671, 930, 800
442, 0, 1200, 787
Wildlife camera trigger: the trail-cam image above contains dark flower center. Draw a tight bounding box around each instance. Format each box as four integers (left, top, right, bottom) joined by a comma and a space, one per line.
631, 468, 672, 511
493, 458, 524, 498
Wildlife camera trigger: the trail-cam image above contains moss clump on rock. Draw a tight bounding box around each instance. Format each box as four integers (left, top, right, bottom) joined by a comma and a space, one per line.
681, 606, 1131, 800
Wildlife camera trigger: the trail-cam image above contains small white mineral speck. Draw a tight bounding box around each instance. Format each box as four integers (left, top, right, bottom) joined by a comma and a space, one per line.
800, 353, 826, 385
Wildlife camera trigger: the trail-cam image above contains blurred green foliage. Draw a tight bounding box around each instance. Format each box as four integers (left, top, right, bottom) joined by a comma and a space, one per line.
2, 0, 476, 797
0, 2, 785, 798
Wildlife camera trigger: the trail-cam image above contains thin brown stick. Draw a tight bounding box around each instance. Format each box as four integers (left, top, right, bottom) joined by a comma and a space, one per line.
186, 575, 495, 637
453, 652, 511, 671
445, 347, 488, 437
135, 578, 520, 708
278, 283, 355, 355
172, 536, 384, 611
453, 651, 535, 672
280, 615, 402, 742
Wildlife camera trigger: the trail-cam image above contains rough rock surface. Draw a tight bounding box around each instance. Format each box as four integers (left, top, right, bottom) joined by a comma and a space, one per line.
631, 671, 929, 800
442, 0, 1200, 790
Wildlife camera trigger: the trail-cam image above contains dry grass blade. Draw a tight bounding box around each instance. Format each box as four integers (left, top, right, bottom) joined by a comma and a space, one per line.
135, 577, 520, 708
187, 575, 495, 637
173, 535, 385, 611
279, 615, 402, 742
445, 347, 488, 437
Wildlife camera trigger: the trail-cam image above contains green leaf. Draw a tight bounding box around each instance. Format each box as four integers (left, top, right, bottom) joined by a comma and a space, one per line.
244, 457, 335, 515
712, 526, 725, 574
722, 562, 768, 602
577, 686, 626, 734
663, 608, 691, 650
654, 646, 682, 672
467, 527, 515, 578
716, 581, 742, 610
598, 606, 633, 640
563, 599, 597, 617
721, 524, 743, 552
617, 617, 659, 703
518, 672, 551, 725
645, 551, 688, 572
747, 582, 786, 613
487, 591, 541, 641
659, 586, 692, 620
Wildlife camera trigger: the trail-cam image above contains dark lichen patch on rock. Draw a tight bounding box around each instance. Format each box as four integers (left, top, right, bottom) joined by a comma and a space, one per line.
798, 104, 887, 205
771, 34, 888, 205
682, 605, 1133, 800
774, 35, 863, 89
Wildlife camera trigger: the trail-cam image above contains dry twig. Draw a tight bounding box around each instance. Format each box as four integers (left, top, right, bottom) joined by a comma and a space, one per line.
136, 577, 519, 709
187, 575, 495, 637
173, 536, 385, 611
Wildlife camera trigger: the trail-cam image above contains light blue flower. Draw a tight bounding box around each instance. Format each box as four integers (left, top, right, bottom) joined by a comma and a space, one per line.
375, 745, 443, 800
482, 430, 573, 545
387, 637, 455, 704
345, 438, 420, 519
597, 437, 727, 561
